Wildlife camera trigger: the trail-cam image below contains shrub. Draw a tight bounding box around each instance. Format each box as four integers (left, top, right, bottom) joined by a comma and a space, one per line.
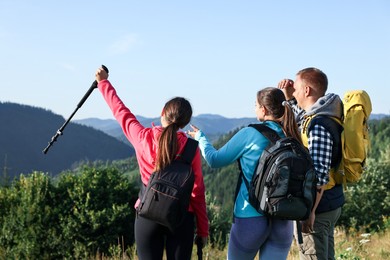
55, 166, 137, 258
338, 160, 390, 233
0, 167, 138, 258
0, 172, 58, 259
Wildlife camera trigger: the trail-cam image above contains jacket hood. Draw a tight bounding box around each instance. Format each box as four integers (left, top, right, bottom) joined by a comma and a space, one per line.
305, 93, 343, 119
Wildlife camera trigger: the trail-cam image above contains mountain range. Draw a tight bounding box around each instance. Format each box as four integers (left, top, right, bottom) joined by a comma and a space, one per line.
1, 101, 388, 181
75, 114, 258, 145
75, 113, 390, 144
75, 114, 389, 143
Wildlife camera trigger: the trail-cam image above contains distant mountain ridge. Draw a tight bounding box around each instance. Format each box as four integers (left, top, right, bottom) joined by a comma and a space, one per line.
75, 113, 389, 144
75, 114, 258, 144
0, 102, 134, 180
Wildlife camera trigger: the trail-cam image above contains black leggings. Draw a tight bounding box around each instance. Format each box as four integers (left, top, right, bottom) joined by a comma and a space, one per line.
134, 212, 195, 260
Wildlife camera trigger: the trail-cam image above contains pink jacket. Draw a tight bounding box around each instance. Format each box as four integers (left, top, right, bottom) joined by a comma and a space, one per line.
98, 79, 209, 236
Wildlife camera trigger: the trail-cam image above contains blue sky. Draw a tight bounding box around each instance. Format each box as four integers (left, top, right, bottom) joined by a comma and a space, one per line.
1, 1, 389, 120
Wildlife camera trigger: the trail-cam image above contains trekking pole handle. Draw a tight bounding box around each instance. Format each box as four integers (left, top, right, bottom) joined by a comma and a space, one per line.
77, 65, 109, 108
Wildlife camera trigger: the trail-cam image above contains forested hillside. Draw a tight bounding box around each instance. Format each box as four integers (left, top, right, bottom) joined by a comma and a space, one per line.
368, 117, 390, 160
0, 102, 134, 181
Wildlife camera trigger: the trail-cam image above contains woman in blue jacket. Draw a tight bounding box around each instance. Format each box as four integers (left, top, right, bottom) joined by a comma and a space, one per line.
188, 87, 301, 260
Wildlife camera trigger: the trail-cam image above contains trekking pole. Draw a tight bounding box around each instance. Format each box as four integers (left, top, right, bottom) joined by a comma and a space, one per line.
196, 236, 203, 260
42, 65, 109, 154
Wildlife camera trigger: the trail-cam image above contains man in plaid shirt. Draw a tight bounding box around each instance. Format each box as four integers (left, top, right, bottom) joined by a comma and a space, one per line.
278, 68, 345, 260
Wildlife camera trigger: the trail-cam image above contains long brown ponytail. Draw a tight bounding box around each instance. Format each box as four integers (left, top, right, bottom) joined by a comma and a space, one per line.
155, 97, 192, 172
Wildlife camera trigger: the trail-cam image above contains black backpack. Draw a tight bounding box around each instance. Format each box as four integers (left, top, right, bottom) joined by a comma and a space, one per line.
238, 124, 316, 221
136, 138, 198, 232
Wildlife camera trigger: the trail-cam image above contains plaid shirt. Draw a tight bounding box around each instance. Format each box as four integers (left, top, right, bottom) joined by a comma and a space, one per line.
308, 124, 333, 186
288, 99, 333, 186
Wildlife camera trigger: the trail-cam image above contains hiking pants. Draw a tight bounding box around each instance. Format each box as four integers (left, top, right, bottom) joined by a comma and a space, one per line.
297, 207, 342, 260
228, 216, 293, 260
134, 211, 195, 260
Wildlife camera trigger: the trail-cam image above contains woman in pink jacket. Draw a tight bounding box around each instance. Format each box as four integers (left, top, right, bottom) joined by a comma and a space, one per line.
95, 67, 209, 260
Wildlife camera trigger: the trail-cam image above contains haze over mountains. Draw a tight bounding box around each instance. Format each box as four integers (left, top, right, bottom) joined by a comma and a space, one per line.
1, 101, 388, 181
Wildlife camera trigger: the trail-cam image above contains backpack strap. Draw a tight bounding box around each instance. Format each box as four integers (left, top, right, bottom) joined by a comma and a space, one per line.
180, 138, 199, 164
236, 159, 249, 194
233, 159, 244, 222
249, 123, 281, 145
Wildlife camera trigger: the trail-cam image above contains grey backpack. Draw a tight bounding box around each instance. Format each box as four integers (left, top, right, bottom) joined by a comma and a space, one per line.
238, 124, 316, 220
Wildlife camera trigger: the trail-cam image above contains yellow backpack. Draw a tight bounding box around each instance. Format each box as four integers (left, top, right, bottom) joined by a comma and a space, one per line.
301, 90, 372, 188
337, 90, 372, 184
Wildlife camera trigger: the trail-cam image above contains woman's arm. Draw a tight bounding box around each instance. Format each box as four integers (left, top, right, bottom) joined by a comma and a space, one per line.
97, 79, 147, 147
194, 128, 248, 168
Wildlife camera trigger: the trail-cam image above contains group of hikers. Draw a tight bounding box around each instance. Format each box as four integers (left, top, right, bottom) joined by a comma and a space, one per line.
94, 66, 345, 260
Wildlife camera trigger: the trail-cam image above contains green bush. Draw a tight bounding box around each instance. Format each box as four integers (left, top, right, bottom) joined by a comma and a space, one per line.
55, 166, 138, 258
0, 172, 58, 258
338, 160, 390, 233
0, 167, 138, 259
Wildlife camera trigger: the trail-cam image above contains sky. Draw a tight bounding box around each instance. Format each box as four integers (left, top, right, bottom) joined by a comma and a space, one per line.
1, 0, 389, 121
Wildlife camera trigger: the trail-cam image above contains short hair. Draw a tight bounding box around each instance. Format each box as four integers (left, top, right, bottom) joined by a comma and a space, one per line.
297, 67, 328, 95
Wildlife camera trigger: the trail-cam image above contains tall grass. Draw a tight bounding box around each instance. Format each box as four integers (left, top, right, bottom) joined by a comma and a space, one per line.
288, 228, 390, 260
96, 228, 390, 259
